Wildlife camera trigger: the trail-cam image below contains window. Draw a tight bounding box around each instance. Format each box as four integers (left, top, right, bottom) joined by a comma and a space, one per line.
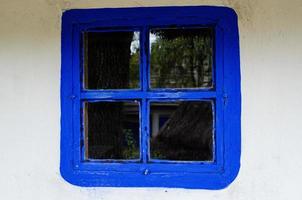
61, 6, 241, 189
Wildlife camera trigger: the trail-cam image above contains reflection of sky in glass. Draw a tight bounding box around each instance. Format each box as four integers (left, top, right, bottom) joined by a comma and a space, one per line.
150, 33, 157, 51
131, 32, 157, 53
130, 32, 140, 54
150, 33, 157, 44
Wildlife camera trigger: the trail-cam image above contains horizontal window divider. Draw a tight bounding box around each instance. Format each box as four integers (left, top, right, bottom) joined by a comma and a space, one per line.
80, 90, 217, 100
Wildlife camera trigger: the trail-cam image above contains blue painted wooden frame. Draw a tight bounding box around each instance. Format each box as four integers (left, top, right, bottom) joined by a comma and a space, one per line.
60, 6, 241, 189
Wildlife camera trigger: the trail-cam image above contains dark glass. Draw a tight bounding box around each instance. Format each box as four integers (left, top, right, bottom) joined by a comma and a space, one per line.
150, 28, 213, 89
84, 101, 140, 160
150, 101, 214, 161
83, 31, 140, 89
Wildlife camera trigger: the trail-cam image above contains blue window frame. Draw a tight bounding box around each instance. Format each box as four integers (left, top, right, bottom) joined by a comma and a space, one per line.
60, 6, 241, 189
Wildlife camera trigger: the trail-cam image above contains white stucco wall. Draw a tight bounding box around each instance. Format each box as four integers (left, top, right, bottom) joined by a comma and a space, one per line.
1, 0, 302, 199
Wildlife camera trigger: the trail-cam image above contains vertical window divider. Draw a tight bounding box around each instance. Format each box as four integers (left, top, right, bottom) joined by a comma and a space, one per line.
140, 27, 150, 163
141, 99, 149, 163
141, 27, 149, 92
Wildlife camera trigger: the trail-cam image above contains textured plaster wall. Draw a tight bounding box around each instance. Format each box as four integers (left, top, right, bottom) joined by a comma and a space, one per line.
1, 0, 302, 199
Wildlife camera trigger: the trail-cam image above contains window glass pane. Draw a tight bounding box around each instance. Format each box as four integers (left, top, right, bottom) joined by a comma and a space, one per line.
84, 101, 140, 160
84, 31, 140, 89
150, 28, 213, 89
150, 101, 214, 161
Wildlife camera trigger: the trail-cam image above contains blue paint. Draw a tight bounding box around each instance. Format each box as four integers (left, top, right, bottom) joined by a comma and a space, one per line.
60, 6, 241, 189
80, 90, 217, 100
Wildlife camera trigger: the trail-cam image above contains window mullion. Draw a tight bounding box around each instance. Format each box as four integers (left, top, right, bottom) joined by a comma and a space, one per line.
141, 99, 149, 163
140, 27, 149, 92
140, 27, 150, 163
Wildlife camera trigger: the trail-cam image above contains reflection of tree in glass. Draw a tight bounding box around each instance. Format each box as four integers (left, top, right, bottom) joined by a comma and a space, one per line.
150, 28, 213, 88
122, 129, 139, 159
